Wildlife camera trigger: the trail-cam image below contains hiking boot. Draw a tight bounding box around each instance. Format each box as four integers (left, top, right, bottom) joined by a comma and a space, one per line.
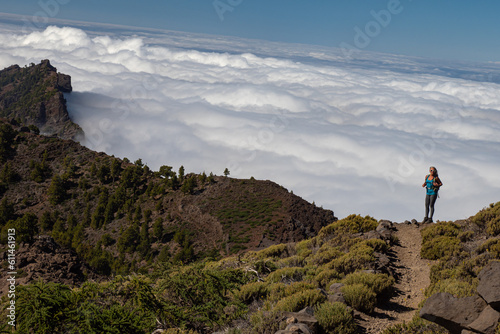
422, 217, 429, 223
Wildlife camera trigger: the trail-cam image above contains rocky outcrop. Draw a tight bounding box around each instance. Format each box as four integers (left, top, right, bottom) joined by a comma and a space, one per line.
328, 283, 346, 304
0, 236, 101, 297
420, 261, 500, 334
0, 59, 83, 140
276, 307, 319, 334
477, 261, 500, 310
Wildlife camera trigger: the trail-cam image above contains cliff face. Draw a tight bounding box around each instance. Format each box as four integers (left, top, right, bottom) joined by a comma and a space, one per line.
0, 59, 83, 140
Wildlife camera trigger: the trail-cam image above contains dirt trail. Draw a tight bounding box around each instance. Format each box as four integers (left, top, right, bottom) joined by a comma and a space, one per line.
357, 222, 434, 333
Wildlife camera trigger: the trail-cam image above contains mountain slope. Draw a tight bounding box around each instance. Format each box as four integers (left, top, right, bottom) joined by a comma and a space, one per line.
0, 117, 336, 281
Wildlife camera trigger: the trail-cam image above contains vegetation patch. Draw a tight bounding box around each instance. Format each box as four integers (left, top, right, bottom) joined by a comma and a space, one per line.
341, 283, 376, 314
472, 201, 500, 236
315, 302, 357, 334
421, 235, 462, 260
273, 289, 327, 312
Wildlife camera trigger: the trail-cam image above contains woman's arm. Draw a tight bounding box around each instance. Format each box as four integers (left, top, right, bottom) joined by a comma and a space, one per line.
433, 177, 443, 187
423, 175, 428, 187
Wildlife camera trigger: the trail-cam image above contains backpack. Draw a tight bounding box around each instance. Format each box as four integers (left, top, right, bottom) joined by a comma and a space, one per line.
426, 175, 441, 195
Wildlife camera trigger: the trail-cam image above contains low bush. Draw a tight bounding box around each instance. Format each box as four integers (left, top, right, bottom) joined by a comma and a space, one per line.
249, 308, 286, 334
267, 281, 317, 302
327, 245, 375, 274
252, 244, 289, 260
273, 289, 327, 312
382, 316, 449, 334
425, 278, 477, 298
341, 283, 376, 314
163, 330, 199, 334
421, 236, 462, 260
421, 221, 461, 244
317, 215, 378, 242
238, 281, 269, 304
295, 237, 318, 257
335, 214, 379, 234
362, 238, 389, 253
341, 272, 394, 296
315, 302, 357, 334
265, 267, 306, 283
276, 255, 306, 268
307, 246, 343, 266
314, 269, 342, 288
472, 202, 500, 236
478, 239, 500, 258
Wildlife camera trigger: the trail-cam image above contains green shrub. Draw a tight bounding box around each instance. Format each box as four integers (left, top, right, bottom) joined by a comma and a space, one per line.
478, 239, 500, 258
295, 237, 318, 257
341, 283, 376, 314
317, 215, 377, 244
238, 281, 269, 303
157, 264, 248, 330
335, 214, 378, 234
429, 255, 492, 285
314, 269, 342, 288
276, 255, 306, 268
250, 308, 286, 334
342, 272, 394, 296
362, 238, 389, 253
253, 244, 289, 259
458, 231, 474, 242
425, 278, 477, 298
163, 329, 199, 334
421, 236, 462, 260
327, 245, 375, 274
15, 281, 72, 334
265, 267, 306, 283
421, 221, 461, 243
253, 260, 278, 276
472, 202, 500, 236
267, 281, 317, 302
274, 289, 327, 312
382, 317, 449, 334
307, 246, 343, 266
315, 302, 357, 334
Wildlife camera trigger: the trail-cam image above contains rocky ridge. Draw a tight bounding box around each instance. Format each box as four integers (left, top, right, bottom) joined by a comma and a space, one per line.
0, 60, 83, 140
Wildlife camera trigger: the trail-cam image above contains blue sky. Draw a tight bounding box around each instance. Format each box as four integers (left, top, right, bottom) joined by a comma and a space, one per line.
2, 0, 500, 62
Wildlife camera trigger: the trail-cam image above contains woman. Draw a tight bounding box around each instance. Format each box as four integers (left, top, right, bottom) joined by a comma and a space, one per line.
422, 166, 443, 223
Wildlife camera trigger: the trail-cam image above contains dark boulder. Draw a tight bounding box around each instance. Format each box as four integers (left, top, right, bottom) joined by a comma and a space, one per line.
477, 261, 500, 311
465, 305, 500, 334
420, 293, 487, 334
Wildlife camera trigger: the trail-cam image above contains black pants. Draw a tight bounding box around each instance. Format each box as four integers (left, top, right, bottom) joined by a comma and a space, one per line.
425, 194, 438, 219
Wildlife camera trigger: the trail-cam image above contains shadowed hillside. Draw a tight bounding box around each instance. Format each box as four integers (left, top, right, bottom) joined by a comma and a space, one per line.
0, 117, 335, 284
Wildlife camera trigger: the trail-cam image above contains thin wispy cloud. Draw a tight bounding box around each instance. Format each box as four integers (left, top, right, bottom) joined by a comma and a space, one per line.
0, 22, 499, 222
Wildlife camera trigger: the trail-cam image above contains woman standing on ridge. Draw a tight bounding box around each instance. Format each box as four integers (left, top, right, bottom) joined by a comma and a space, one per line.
422, 166, 443, 223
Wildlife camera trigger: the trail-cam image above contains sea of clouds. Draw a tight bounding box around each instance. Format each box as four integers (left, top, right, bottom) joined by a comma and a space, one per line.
0, 15, 499, 222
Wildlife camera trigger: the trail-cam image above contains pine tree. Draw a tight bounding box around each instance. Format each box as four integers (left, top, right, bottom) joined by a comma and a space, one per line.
15, 213, 38, 243
48, 175, 66, 205
138, 220, 151, 256
178, 165, 185, 181
110, 159, 122, 182
153, 218, 164, 241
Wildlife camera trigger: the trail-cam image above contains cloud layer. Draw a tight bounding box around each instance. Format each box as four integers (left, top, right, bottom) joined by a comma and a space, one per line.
1, 21, 499, 222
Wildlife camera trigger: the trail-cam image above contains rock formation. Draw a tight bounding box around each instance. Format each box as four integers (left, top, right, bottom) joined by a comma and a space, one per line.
0, 59, 83, 140
420, 261, 500, 334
